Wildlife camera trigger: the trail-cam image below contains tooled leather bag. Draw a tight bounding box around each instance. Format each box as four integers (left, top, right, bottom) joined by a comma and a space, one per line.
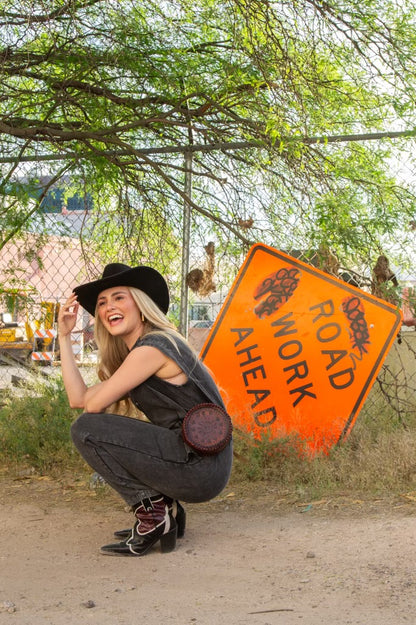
182, 403, 233, 456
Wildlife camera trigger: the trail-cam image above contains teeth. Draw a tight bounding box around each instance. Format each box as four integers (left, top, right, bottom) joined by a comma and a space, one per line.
109, 314, 123, 321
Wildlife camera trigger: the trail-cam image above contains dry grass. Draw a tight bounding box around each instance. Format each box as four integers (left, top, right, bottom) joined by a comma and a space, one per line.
1, 376, 416, 501
231, 406, 416, 499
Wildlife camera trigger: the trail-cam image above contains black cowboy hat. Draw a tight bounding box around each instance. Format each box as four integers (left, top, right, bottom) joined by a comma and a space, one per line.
73, 263, 169, 316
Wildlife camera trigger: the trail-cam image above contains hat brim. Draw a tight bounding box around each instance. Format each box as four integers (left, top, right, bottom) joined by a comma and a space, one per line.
73, 266, 169, 316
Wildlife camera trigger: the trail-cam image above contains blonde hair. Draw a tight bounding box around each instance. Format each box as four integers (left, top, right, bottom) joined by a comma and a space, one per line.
94, 286, 191, 414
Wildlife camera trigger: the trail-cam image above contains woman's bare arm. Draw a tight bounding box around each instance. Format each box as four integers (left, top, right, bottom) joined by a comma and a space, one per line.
58, 293, 89, 408
83, 346, 170, 413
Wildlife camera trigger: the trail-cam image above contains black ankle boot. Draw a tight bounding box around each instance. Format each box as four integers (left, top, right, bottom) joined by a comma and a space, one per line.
101, 496, 177, 557
113, 500, 186, 540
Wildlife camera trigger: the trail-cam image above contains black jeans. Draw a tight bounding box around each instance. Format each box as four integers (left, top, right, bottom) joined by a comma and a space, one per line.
71, 413, 233, 506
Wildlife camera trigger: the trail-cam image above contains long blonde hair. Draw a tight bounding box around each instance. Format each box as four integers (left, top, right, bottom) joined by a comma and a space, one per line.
93, 286, 190, 414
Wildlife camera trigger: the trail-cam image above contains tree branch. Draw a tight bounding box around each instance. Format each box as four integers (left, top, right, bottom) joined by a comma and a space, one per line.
0, 0, 103, 25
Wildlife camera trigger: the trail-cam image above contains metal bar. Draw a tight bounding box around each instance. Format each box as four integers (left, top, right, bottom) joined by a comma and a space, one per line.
179, 149, 192, 337
1, 129, 415, 163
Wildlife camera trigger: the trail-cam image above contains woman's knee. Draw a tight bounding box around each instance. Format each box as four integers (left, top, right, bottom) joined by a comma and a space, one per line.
71, 412, 113, 445
70, 412, 94, 445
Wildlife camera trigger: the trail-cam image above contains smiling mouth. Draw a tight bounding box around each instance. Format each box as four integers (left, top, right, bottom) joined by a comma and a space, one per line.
108, 314, 123, 324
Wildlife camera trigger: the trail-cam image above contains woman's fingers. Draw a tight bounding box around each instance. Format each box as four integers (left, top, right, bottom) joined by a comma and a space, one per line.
63, 293, 79, 313
58, 294, 80, 333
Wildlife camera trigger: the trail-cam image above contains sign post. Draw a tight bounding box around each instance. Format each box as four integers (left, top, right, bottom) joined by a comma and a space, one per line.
201, 244, 402, 453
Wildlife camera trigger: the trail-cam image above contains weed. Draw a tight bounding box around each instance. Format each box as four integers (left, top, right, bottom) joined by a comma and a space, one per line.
0, 374, 82, 472
230, 404, 416, 499
1, 376, 416, 500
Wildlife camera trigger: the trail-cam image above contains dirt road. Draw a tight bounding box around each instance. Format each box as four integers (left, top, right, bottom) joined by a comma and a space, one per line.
1, 474, 416, 625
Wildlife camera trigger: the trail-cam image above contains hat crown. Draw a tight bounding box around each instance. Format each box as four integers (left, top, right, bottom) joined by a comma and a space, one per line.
102, 263, 131, 279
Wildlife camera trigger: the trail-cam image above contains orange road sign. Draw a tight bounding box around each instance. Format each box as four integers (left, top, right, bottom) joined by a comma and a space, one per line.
201, 244, 402, 453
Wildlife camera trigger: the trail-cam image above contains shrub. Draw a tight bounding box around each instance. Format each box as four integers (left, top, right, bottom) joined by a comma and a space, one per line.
230, 404, 416, 498
0, 374, 81, 471
2, 374, 416, 499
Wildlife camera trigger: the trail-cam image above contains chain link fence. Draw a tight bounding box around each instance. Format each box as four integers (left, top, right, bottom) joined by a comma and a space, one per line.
0, 205, 415, 426
0, 210, 93, 388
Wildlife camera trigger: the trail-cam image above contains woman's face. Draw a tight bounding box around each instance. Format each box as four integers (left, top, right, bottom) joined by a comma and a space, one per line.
96, 286, 143, 348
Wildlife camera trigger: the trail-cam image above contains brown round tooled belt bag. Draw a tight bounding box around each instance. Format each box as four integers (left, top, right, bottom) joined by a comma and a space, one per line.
182, 403, 233, 455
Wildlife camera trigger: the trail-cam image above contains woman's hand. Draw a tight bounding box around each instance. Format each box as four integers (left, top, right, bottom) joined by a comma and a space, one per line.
58, 293, 79, 337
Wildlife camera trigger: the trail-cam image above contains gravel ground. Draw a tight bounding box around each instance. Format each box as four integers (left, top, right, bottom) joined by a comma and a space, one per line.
1, 474, 416, 625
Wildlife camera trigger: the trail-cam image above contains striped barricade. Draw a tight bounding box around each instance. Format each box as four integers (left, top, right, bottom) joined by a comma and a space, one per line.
33, 329, 57, 340
32, 328, 58, 361
31, 351, 55, 362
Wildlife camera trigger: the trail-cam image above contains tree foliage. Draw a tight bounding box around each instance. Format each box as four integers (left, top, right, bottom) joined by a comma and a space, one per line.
1, 0, 416, 282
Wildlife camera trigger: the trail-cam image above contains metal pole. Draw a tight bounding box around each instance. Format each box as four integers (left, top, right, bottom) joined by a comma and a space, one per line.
179, 149, 192, 337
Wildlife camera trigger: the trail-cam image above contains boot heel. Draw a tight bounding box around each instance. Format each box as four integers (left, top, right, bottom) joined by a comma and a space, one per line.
160, 527, 177, 553
176, 503, 186, 539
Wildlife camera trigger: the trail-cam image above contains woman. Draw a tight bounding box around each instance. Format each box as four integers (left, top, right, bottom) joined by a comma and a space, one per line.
58, 262, 232, 557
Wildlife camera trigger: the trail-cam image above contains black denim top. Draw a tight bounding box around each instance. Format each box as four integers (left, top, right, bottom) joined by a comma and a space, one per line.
128, 332, 225, 431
